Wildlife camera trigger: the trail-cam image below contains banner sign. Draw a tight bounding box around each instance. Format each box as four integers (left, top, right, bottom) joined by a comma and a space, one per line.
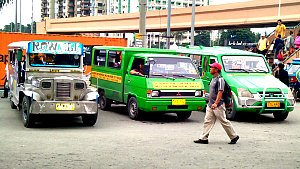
28, 41, 83, 55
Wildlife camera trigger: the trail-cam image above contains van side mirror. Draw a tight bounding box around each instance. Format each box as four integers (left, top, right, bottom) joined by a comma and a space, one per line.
198, 66, 202, 74
142, 65, 150, 76
17, 49, 23, 62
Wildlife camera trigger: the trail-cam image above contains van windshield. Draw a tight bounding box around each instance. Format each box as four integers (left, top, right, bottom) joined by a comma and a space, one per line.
148, 57, 199, 78
287, 65, 300, 75
29, 53, 81, 68
222, 56, 269, 73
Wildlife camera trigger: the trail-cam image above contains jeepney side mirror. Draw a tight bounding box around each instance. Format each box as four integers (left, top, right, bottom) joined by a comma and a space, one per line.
142, 65, 150, 76
198, 66, 202, 74
17, 49, 23, 62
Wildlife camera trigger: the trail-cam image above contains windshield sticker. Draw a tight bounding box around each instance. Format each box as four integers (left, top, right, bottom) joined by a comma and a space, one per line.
153, 82, 201, 89
28, 41, 83, 55
91, 71, 122, 83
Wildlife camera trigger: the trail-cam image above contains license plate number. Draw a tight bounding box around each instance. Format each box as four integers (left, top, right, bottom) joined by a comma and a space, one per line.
56, 103, 75, 111
172, 99, 186, 105
267, 102, 280, 108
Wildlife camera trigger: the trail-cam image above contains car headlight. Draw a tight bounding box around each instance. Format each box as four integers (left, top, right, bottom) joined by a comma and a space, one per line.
32, 80, 40, 88
75, 82, 85, 90
195, 90, 203, 97
238, 88, 253, 98
147, 90, 160, 97
41, 82, 51, 88
288, 88, 294, 98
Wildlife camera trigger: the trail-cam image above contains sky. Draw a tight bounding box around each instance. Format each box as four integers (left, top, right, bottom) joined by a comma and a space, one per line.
0, 0, 273, 34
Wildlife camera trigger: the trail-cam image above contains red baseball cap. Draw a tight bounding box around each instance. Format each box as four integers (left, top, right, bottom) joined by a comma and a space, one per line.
209, 62, 222, 71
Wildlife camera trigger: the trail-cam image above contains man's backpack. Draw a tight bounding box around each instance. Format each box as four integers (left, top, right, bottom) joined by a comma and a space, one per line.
214, 77, 232, 107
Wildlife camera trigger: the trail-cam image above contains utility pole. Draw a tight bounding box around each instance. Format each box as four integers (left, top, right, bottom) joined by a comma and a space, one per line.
139, 0, 147, 48
190, 0, 196, 46
278, 0, 281, 18
15, 0, 17, 32
19, 0, 21, 32
166, 0, 171, 49
31, 0, 34, 33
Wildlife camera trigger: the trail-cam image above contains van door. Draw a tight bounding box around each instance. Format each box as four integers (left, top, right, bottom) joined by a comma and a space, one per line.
202, 56, 218, 93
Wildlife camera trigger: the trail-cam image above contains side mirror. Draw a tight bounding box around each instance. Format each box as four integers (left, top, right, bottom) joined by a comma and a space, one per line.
17, 49, 23, 62
142, 65, 150, 76
198, 66, 202, 74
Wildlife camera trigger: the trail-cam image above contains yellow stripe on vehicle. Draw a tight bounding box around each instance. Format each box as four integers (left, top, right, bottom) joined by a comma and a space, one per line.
91, 71, 122, 83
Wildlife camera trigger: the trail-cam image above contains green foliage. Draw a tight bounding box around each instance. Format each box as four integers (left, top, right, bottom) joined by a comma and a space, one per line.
194, 30, 211, 47
220, 28, 256, 46
0, 22, 36, 33
0, 0, 12, 10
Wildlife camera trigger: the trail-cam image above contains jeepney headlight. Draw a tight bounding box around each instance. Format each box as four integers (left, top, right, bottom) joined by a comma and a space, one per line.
75, 82, 85, 90
238, 88, 253, 98
147, 90, 160, 97
195, 90, 203, 97
41, 82, 51, 88
288, 88, 294, 98
32, 80, 40, 88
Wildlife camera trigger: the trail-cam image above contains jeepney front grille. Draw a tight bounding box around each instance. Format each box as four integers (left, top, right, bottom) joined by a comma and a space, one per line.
160, 91, 195, 97
258, 91, 284, 98
56, 83, 71, 98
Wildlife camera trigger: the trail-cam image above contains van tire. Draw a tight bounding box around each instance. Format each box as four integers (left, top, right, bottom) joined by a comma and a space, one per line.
82, 113, 98, 126
177, 111, 192, 121
226, 97, 237, 120
99, 91, 111, 110
273, 111, 289, 121
127, 97, 141, 120
22, 96, 35, 128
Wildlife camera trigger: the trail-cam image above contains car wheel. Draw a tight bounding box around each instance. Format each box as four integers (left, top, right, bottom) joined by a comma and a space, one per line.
82, 113, 98, 126
22, 96, 35, 128
176, 111, 192, 121
225, 97, 237, 120
127, 97, 141, 120
99, 91, 111, 110
273, 111, 289, 121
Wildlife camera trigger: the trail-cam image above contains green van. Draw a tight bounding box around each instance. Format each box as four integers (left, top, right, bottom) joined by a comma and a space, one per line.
91, 46, 206, 120
178, 46, 295, 121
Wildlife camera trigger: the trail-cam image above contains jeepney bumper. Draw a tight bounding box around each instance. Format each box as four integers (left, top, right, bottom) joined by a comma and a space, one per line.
139, 98, 206, 112
31, 101, 98, 115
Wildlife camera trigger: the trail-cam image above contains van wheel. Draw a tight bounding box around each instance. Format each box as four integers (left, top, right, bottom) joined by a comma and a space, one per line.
273, 111, 289, 121
177, 111, 192, 121
127, 97, 141, 120
10, 98, 17, 109
99, 91, 111, 110
22, 96, 35, 128
82, 113, 98, 126
226, 97, 237, 120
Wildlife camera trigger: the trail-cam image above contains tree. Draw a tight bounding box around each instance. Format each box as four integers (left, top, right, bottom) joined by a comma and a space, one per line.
0, 0, 12, 10
220, 28, 256, 46
194, 30, 210, 47
171, 31, 185, 45
0, 22, 36, 33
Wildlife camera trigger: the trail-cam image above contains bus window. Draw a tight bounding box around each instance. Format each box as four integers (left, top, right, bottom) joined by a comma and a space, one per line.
108, 50, 122, 69
94, 50, 106, 67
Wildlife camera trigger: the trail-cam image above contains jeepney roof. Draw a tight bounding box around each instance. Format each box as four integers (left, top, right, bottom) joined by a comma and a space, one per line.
178, 46, 262, 57
133, 53, 187, 59
8, 41, 30, 50
92, 46, 177, 53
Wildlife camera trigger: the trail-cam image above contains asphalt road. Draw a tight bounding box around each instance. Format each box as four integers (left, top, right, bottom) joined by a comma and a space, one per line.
0, 94, 300, 169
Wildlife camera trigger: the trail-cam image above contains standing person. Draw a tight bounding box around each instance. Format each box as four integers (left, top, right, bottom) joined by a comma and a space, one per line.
273, 35, 284, 59
274, 63, 289, 86
194, 62, 239, 144
285, 31, 294, 55
295, 31, 300, 49
275, 19, 286, 38
257, 34, 270, 56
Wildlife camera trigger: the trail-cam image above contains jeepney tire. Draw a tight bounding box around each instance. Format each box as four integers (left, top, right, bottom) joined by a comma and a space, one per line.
226, 97, 237, 120
176, 111, 192, 121
22, 96, 35, 128
82, 113, 98, 126
273, 111, 289, 121
99, 91, 111, 110
127, 97, 141, 120
10, 99, 17, 109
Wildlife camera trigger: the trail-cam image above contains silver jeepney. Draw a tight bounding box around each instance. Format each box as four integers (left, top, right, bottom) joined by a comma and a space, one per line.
8, 40, 98, 127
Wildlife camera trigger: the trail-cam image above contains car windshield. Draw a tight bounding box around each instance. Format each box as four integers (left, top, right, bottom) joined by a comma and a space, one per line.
148, 57, 199, 78
222, 55, 269, 73
287, 65, 300, 74
29, 53, 81, 68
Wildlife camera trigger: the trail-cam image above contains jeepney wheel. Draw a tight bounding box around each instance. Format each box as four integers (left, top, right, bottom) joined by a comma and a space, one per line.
99, 91, 111, 110
82, 113, 98, 126
176, 111, 192, 121
127, 97, 141, 120
225, 97, 237, 120
22, 96, 35, 128
10, 98, 17, 109
273, 111, 289, 121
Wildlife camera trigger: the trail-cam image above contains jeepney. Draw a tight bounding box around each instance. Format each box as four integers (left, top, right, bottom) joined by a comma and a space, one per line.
177, 46, 295, 121
7, 40, 98, 127
91, 46, 206, 120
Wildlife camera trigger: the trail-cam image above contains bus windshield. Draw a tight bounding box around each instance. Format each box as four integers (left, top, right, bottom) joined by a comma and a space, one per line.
149, 57, 199, 78
222, 55, 269, 73
29, 53, 81, 68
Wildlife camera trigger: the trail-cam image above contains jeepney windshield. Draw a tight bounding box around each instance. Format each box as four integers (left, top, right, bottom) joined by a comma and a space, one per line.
222, 56, 269, 73
148, 57, 199, 78
29, 53, 81, 68
287, 65, 300, 75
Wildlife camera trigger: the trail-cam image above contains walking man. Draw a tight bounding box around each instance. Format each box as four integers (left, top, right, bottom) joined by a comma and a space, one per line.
194, 62, 239, 144
275, 19, 286, 38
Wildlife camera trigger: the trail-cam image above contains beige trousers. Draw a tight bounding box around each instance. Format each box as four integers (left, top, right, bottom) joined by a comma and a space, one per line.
200, 104, 237, 140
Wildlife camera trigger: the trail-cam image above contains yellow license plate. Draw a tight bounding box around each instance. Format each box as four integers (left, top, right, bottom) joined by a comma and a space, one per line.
267, 102, 280, 108
56, 103, 75, 111
172, 99, 186, 105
